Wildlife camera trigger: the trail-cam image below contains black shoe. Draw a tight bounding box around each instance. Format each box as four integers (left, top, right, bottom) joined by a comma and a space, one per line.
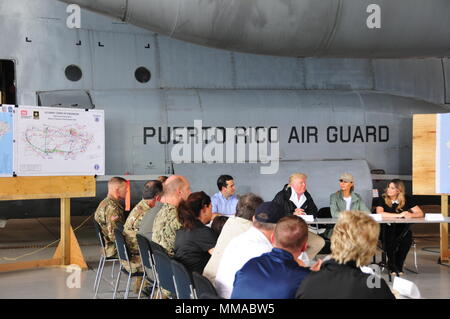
388, 265, 399, 276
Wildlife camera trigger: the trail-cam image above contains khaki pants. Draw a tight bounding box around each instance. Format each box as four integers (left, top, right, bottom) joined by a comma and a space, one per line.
306, 231, 325, 260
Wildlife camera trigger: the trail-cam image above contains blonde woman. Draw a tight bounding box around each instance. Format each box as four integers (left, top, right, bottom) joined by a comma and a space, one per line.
375, 179, 424, 275
330, 173, 370, 218
296, 211, 394, 299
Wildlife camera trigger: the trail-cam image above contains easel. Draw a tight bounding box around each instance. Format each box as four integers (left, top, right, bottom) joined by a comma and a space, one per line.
0, 176, 96, 272
413, 114, 449, 263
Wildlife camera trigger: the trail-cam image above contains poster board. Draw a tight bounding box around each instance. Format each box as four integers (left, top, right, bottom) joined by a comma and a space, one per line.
14, 106, 105, 176
412, 114, 437, 195
413, 114, 449, 263
0, 105, 105, 176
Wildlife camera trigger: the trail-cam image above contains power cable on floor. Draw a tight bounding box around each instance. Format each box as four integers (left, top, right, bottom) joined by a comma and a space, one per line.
0, 215, 93, 262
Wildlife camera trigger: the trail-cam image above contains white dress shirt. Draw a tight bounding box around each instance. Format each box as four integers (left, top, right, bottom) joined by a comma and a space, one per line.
214, 226, 273, 299
289, 189, 307, 209
203, 217, 253, 283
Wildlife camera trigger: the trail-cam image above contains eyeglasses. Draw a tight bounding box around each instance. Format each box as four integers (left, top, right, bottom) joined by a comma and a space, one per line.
339, 179, 352, 183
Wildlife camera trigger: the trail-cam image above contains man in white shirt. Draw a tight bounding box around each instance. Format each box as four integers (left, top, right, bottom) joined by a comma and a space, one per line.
273, 173, 325, 260
203, 193, 263, 283
214, 201, 285, 299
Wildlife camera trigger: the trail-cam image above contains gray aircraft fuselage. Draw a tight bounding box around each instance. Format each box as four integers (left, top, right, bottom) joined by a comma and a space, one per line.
0, 0, 449, 219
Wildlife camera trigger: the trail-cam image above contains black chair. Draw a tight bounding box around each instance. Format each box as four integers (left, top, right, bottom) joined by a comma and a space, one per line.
136, 234, 157, 299
116, 222, 124, 233
151, 246, 177, 298
92, 220, 119, 299
192, 272, 218, 299
171, 259, 195, 299
113, 229, 145, 299
316, 207, 333, 254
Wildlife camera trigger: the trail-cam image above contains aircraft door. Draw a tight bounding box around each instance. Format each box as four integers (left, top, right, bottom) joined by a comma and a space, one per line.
0, 60, 16, 105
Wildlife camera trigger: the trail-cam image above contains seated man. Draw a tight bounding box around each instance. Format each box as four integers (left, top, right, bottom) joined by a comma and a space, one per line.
272, 173, 325, 260
231, 216, 311, 299
215, 201, 285, 299
203, 193, 263, 283
211, 175, 238, 218
152, 175, 191, 256
94, 177, 128, 258
123, 180, 163, 273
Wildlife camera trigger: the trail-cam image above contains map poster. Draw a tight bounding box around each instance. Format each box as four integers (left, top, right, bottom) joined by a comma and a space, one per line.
436, 113, 450, 193
14, 106, 105, 176
0, 105, 14, 177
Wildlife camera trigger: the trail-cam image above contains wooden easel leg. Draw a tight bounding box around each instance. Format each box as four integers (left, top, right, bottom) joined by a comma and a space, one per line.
440, 195, 449, 263
52, 198, 88, 270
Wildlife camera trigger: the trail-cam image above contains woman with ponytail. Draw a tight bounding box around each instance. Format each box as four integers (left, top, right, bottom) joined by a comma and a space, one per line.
174, 191, 218, 274
375, 179, 424, 276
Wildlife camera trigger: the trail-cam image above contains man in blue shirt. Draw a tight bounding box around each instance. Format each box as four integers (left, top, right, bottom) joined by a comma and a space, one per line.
231, 215, 311, 299
211, 175, 238, 218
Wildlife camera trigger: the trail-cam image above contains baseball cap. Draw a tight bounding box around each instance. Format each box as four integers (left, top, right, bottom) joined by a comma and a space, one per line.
339, 173, 354, 183
255, 202, 285, 223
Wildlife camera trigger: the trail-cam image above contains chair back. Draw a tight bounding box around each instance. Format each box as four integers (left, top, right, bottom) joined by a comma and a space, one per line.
152, 249, 177, 297
136, 234, 153, 270
149, 240, 166, 255
114, 228, 129, 263
171, 259, 195, 299
93, 219, 108, 254
116, 222, 124, 233
192, 272, 218, 299
317, 207, 332, 218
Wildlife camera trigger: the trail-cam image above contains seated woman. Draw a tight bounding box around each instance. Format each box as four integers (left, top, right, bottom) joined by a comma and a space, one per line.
375, 179, 424, 275
330, 173, 370, 218
174, 191, 218, 274
296, 210, 395, 299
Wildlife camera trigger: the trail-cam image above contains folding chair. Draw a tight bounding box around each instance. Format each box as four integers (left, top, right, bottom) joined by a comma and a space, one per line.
192, 272, 219, 299
151, 247, 177, 299
136, 234, 157, 299
171, 259, 195, 299
93, 220, 119, 299
113, 229, 145, 299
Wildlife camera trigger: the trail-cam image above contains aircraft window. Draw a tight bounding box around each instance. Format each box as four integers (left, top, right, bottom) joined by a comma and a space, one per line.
135, 67, 151, 83
65, 65, 82, 82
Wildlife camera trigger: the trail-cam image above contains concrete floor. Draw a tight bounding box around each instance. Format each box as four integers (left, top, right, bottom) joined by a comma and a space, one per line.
0, 217, 449, 299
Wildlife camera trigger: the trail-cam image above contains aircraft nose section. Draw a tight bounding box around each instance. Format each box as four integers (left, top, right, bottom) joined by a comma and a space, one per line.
58, 0, 128, 21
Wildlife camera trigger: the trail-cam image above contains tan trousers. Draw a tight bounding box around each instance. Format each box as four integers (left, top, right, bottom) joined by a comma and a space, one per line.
306, 231, 325, 260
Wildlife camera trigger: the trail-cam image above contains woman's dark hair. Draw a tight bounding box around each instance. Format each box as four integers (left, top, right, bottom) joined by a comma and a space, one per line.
177, 191, 211, 230
211, 216, 229, 236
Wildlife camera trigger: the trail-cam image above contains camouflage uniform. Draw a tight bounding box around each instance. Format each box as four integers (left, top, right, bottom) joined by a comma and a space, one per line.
151, 203, 182, 257
122, 199, 151, 273
94, 196, 125, 258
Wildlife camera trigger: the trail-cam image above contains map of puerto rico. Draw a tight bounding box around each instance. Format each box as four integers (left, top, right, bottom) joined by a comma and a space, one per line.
24, 125, 94, 160
0, 108, 14, 177
15, 106, 105, 176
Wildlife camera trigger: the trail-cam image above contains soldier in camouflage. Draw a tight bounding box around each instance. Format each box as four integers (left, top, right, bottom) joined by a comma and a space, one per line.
152, 175, 191, 257
94, 177, 128, 258
123, 180, 163, 273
